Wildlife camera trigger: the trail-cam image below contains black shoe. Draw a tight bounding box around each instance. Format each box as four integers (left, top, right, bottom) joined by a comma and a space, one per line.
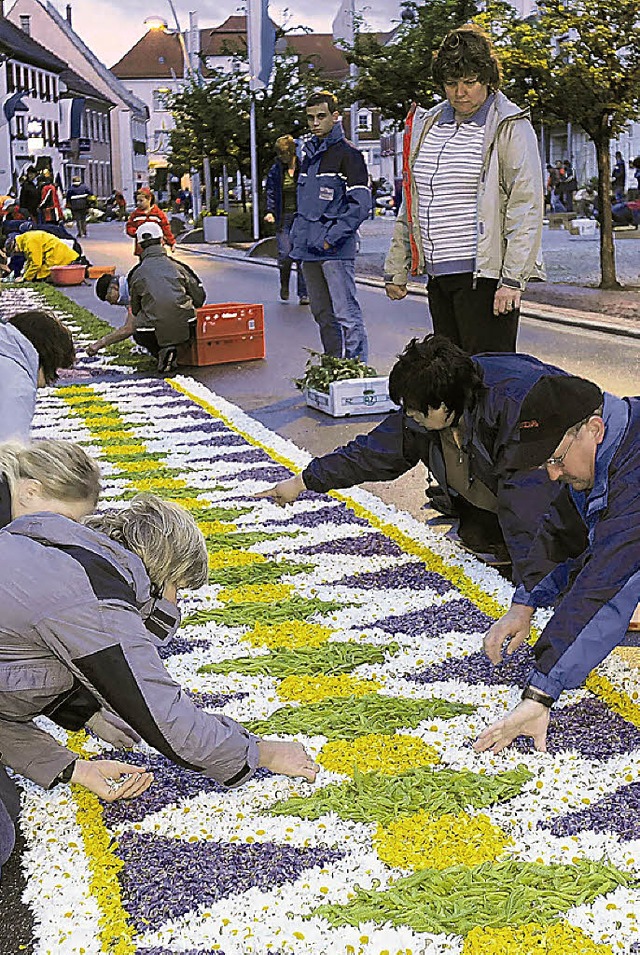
280, 284, 290, 301
158, 347, 178, 374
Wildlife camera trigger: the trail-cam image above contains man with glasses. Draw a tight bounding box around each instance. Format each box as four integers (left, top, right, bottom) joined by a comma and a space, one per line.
475, 375, 640, 754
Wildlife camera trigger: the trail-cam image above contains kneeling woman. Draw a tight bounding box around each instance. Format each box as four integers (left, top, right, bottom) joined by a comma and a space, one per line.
0, 439, 150, 877
0, 490, 318, 818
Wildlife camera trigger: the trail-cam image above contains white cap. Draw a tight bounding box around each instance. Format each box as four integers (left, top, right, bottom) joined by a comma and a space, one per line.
135, 221, 163, 243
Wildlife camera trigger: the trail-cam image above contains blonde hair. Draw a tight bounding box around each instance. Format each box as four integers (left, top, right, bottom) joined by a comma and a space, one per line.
85, 493, 208, 590
275, 135, 296, 160
0, 439, 101, 504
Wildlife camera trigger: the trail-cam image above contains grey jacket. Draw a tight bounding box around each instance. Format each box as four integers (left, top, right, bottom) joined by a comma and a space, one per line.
384, 91, 545, 290
128, 246, 206, 347
0, 322, 39, 441
0, 514, 259, 789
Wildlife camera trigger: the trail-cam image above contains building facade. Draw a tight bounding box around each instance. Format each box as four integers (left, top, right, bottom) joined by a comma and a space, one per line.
8, 0, 149, 204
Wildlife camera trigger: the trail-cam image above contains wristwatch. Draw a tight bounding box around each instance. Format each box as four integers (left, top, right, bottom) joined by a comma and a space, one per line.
53, 759, 77, 786
521, 686, 554, 708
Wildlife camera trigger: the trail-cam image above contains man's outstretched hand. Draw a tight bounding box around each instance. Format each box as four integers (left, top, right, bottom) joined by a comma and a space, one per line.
483, 604, 534, 664
255, 474, 306, 507
473, 699, 550, 755
257, 740, 319, 783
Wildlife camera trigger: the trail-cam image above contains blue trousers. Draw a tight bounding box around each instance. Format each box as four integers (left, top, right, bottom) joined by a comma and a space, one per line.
301, 258, 368, 362
277, 214, 307, 298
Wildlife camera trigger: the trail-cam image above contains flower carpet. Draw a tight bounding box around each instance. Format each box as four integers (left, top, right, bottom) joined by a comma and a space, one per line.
4, 285, 640, 954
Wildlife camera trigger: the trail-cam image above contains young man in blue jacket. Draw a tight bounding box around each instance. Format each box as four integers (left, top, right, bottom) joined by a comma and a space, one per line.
257, 335, 564, 580
475, 375, 640, 754
290, 91, 371, 361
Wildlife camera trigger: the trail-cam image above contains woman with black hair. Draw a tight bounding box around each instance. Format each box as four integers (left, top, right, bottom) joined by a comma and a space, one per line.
258, 335, 565, 577
0, 310, 75, 441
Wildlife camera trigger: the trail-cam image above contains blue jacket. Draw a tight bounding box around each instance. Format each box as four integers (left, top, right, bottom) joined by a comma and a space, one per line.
516, 393, 640, 701
265, 159, 299, 228
66, 183, 91, 212
303, 352, 566, 580
290, 122, 370, 261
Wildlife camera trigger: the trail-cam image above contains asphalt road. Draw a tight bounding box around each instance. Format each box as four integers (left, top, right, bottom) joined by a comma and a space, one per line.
68, 222, 639, 518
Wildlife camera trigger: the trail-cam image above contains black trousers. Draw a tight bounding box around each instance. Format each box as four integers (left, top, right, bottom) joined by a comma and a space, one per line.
427, 273, 519, 354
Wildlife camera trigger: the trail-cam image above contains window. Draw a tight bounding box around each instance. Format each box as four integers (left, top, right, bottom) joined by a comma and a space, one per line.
358, 110, 372, 132
44, 74, 51, 102
7, 63, 14, 93
20, 15, 31, 35
38, 71, 44, 99
153, 88, 170, 111
15, 115, 26, 139
154, 130, 170, 153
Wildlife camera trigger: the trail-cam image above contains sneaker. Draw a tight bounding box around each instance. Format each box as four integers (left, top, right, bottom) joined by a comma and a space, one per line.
298, 296, 310, 305
157, 347, 178, 374
280, 284, 290, 301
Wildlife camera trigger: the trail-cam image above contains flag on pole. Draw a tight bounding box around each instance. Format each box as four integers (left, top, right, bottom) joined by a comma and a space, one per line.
332, 0, 355, 48
247, 0, 276, 91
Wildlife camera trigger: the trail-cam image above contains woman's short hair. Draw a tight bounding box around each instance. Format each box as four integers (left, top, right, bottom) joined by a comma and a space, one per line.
432, 24, 502, 91
0, 439, 101, 505
275, 135, 296, 159
388, 334, 485, 421
9, 311, 75, 384
85, 494, 208, 590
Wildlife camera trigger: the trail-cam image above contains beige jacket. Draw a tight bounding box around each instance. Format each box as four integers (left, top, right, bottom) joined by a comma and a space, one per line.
384, 91, 545, 290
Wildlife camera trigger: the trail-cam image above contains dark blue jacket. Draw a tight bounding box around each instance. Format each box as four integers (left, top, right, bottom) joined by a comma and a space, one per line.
516, 393, 640, 701
66, 183, 91, 212
265, 159, 299, 228
303, 353, 568, 580
290, 122, 370, 261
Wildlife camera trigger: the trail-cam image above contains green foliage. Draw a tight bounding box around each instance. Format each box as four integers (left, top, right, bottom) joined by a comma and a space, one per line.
183, 596, 344, 628
199, 641, 399, 677
311, 858, 631, 934
246, 693, 475, 740
347, 0, 479, 125
271, 764, 534, 825
208, 558, 315, 587
294, 351, 379, 393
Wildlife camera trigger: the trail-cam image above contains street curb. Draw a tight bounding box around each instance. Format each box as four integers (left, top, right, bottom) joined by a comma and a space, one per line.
178, 244, 640, 341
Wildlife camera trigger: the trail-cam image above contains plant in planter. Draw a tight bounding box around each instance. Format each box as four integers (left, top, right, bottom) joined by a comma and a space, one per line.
294, 351, 379, 393
294, 352, 397, 418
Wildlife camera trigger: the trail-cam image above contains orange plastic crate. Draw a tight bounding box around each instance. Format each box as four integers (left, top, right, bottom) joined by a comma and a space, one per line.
177, 303, 265, 367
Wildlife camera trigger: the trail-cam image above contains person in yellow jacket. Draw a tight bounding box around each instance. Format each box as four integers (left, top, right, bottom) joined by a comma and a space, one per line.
7, 229, 78, 282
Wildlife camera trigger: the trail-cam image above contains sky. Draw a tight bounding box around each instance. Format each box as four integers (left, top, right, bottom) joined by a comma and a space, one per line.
50, 0, 402, 69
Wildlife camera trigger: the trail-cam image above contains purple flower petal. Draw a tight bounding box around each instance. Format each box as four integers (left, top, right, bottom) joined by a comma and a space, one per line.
116, 832, 343, 930
541, 782, 640, 841
336, 562, 453, 596
263, 505, 370, 529
409, 645, 535, 686
214, 466, 294, 484
372, 598, 493, 636
515, 698, 640, 760
157, 637, 211, 660
296, 533, 404, 558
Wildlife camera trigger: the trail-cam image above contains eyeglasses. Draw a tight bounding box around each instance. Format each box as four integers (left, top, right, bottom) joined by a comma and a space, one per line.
539, 431, 579, 469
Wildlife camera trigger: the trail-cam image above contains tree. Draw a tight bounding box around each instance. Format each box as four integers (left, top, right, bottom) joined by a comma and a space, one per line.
480, 0, 640, 289
167, 34, 321, 217
346, 0, 478, 125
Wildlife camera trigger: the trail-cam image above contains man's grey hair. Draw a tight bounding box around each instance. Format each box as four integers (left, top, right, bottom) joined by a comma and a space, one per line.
0, 439, 101, 504
85, 493, 208, 590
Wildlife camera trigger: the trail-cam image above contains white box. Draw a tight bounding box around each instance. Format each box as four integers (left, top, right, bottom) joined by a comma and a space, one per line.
569, 217, 598, 238
305, 377, 398, 417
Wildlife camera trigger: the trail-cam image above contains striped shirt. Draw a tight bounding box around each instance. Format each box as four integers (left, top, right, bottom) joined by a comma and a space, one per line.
414, 95, 493, 276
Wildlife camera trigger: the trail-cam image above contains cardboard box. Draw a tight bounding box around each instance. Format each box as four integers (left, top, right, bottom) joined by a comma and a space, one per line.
177, 303, 265, 367
306, 377, 398, 417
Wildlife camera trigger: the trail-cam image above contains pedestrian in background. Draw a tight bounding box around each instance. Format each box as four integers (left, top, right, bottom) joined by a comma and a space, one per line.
126, 187, 175, 257
290, 90, 371, 361
66, 174, 92, 237
384, 24, 544, 354
612, 151, 626, 201
264, 135, 309, 306
37, 169, 63, 225
558, 159, 577, 212
18, 168, 39, 221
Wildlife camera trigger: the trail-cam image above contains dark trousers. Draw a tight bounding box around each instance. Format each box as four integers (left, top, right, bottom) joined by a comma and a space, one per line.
73, 211, 88, 236
133, 321, 196, 358
427, 273, 519, 354
276, 213, 307, 298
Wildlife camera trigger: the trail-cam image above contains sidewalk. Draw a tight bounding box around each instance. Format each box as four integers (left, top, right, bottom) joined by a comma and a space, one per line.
180, 215, 640, 339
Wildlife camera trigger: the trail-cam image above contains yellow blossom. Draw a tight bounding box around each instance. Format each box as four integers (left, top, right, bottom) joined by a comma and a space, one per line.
218, 583, 293, 604
242, 620, 333, 649
374, 810, 510, 871
462, 921, 614, 954
278, 674, 381, 704
208, 550, 265, 570
319, 733, 439, 775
